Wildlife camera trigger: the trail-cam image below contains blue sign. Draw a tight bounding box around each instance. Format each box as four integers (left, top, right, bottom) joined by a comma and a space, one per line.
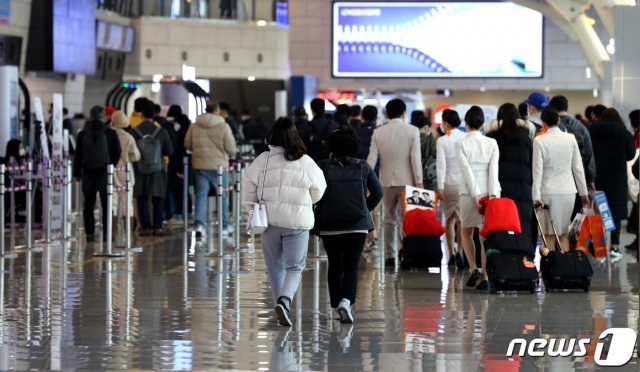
593, 191, 616, 232
0, 0, 10, 25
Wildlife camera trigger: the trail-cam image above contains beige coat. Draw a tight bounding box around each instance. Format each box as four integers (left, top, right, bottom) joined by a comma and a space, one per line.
367, 118, 422, 187
114, 127, 141, 187
184, 113, 237, 170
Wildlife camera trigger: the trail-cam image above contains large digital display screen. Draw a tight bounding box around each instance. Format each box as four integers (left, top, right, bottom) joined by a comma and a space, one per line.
332, 2, 543, 78
53, 0, 96, 75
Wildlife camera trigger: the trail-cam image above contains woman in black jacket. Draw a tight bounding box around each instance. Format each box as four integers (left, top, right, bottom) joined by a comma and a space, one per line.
486, 103, 533, 238
590, 108, 636, 257
315, 127, 383, 324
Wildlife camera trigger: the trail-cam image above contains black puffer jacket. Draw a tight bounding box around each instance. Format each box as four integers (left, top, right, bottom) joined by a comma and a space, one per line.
590, 120, 635, 221
486, 128, 533, 237
314, 156, 383, 233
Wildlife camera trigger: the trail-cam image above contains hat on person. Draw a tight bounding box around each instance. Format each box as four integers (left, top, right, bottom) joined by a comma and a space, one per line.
105, 106, 117, 117
526, 92, 549, 109
111, 110, 129, 129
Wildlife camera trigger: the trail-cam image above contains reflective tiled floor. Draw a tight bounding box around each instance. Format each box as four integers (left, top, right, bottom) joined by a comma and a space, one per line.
0, 221, 638, 371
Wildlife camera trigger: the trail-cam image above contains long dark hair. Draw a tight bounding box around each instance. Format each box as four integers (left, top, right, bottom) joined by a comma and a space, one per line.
494, 103, 527, 159
267, 117, 307, 161
600, 108, 624, 125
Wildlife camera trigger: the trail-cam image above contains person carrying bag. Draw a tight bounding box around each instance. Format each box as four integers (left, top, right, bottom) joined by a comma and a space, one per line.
242, 118, 326, 327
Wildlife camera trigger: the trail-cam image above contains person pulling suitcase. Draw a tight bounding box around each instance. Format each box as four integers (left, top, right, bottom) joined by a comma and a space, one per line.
535, 204, 593, 292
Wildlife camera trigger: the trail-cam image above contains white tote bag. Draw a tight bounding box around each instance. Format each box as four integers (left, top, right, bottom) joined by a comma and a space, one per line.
246, 152, 270, 234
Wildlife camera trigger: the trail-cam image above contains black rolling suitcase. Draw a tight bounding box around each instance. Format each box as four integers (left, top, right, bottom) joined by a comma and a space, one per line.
535, 205, 593, 292
485, 230, 538, 293
399, 235, 443, 270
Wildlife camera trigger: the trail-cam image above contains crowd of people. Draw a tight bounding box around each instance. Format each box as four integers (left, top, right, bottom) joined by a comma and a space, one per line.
3, 92, 638, 328
242, 93, 639, 326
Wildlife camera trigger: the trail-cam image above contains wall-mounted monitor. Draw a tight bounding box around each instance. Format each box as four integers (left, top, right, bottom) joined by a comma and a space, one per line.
332, 2, 544, 78
96, 21, 135, 53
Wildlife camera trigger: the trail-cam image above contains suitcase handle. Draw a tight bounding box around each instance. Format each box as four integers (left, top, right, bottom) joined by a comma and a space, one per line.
534, 205, 563, 250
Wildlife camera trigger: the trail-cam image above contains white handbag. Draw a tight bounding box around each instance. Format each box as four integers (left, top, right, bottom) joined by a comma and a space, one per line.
246, 152, 270, 234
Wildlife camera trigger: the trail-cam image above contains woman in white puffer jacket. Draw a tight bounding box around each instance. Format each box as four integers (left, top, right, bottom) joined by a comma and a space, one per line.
242, 117, 326, 327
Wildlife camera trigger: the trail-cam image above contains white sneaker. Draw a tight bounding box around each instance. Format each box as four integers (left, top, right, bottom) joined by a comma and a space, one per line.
222, 226, 234, 236
337, 299, 353, 324
610, 247, 622, 258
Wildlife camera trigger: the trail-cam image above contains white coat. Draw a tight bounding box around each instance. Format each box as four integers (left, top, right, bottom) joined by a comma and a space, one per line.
242, 146, 327, 230
455, 131, 501, 198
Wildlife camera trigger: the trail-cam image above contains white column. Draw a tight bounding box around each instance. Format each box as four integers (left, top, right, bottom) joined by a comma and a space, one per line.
611, 5, 640, 119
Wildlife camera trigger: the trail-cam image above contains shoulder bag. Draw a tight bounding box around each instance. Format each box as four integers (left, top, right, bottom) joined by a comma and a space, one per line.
246, 151, 270, 234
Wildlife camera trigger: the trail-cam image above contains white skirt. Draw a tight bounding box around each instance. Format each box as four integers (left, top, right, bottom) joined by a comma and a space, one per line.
538, 194, 575, 235
460, 195, 483, 228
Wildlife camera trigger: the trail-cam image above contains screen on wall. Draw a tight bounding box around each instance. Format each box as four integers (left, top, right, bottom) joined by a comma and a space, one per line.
332, 2, 544, 78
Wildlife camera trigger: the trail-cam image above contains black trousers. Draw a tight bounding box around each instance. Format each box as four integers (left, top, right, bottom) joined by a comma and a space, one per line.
322, 233, 367, 308
82, 172, 108, 239
137, 196, 164, 230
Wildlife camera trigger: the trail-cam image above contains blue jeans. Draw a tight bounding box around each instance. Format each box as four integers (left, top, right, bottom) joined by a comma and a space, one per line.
194, 169, 228, 229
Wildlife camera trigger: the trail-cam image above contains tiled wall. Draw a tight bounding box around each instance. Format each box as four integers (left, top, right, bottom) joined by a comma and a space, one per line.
289, 0, 602, 92
125, 17, 290, 80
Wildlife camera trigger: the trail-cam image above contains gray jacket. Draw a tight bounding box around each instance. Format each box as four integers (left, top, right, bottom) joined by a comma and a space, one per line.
560, 115, 596, 184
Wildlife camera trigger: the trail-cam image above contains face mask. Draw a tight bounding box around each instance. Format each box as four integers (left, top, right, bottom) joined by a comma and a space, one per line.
174, 123, 181, 132
19, 148, 26, 157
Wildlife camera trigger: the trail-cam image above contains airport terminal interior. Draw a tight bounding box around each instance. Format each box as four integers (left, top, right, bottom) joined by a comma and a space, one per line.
0, 0, 639, 371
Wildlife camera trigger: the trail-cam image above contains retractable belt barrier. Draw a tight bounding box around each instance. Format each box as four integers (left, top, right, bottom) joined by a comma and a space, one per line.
183, 156, 245, 256
96, 163, 136, 258
1, 161, 34, 255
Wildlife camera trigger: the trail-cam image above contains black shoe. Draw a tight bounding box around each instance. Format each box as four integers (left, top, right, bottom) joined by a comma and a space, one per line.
447, 255, 456, 267
456, 252, 465, 269
475, 280, 489, 291
86, 234, 94, 243
466, 269, 481, 287
384, 258, 396, 268
275, 296, 292, 327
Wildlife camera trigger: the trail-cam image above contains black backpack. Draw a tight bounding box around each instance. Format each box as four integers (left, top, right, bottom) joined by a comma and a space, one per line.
307, 120, 331, 162
319, 160, 368, 223
82, 128, 110, 170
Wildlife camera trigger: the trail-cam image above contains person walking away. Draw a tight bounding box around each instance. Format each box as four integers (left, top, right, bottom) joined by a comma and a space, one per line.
349, 105, 362, 129
548, 95, 597, 224
589, 108, 635, 257
131, 101, 174, 237
627, 109, 640, 251
315, 127, 383, 323
184, 100, 237, 240
167, 113, 192, 225
73, 106, 122, 243
305, 98, 338, 162
436, 109, 466, 267
242, 118, 326, 327
110, 111, 141, 241
455, 106, 501, 290
367, 99, 423, 268
486, 103, 533, 238
153, 103, 178, 221
532, 108, 590, 252
526, 92, 549, 133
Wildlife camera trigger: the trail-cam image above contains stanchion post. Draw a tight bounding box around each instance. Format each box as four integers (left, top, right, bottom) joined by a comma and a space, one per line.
61, 158, 68, 240
95, 164, 123, 258
9, 168, 14, 246
45, 159, 51, 241
66, 160, 72, 219
234, 163, 241, 250
0, 165, 4, 256
217, 166, 224, 257
183, 156, 188, 230
26, 161, 33, 249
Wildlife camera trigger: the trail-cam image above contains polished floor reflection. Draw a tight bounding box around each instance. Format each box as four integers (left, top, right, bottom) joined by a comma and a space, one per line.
0, 222, 638, 371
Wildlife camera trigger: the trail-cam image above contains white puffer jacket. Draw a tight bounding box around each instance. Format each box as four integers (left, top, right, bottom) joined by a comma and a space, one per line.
242, 146, 326, 230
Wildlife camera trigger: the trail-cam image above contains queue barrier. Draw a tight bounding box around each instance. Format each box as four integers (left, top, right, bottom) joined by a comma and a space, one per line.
0, 161, 34, 255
